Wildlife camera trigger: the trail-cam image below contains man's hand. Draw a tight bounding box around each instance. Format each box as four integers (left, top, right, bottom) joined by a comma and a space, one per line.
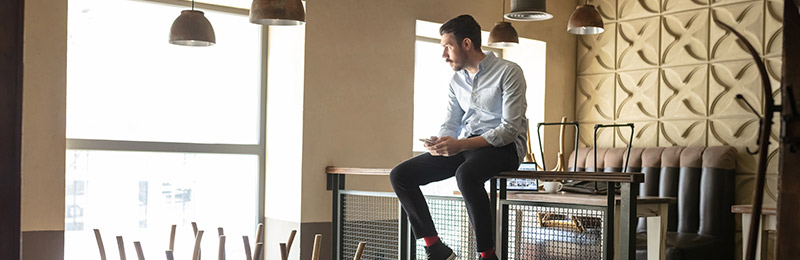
428, 136, 462, 157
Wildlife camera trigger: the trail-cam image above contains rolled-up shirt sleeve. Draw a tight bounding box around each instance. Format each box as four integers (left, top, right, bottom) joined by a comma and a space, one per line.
480, 65, 527, 147
439, 82, 464, 139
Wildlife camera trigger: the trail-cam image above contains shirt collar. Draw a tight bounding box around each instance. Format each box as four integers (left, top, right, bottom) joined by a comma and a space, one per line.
461, 51, 496, 78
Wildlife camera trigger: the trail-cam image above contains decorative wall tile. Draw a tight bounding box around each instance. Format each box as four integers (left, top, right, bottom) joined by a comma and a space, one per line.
662, 9, 709, 66
663, 0, 709, 14
578, 122, 615, 147
765, 58, 782, 106
709, 118, 759, 172
765, 173, 779, 205
616, 69, 659, 120
615, 121, 658, 147
618, 17, 661, 70
765, 0, 784, 56
709, 60, 762, 117
735, 173, 754, 204
596, 0, 618, 21
577, 73, 616, 122
711, 0, 761, 6
659, 120, 707, 146
618, 0, 660, 20
660, 65, 708, 118
710, 2, 763, 61
577, 23, 617, 74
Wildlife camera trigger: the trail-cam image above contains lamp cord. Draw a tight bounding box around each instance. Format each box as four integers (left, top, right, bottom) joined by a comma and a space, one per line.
191, 0, 195, 10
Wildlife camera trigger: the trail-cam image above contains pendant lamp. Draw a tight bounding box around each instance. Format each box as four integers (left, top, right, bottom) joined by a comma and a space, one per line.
505, 0, 553, 21
169, 0, 216, 46
567, 0, 604, 35
489, 0, 519, 48
249, 0, 305, 25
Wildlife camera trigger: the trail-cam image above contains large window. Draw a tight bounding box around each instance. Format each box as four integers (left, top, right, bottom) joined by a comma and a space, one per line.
66, 0, 263, 259
413, 20, 546, 195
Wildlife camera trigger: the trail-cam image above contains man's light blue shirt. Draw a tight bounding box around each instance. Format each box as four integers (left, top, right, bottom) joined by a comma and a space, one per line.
438, 52, 528, 163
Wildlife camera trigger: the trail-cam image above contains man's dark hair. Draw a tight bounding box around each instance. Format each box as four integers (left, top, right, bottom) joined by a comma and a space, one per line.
439, 14, 482, 51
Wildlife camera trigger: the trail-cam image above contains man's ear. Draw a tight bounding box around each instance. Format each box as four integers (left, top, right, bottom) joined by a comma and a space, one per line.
462, 37, 473, 51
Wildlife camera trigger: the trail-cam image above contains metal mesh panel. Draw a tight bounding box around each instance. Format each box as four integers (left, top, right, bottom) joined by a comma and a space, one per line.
414, 197, 478, 260
506, 204, 604, 260
340, 193, 400, 260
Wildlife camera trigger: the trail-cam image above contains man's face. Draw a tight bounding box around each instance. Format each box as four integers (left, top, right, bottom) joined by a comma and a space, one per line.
440, 33, 468, 71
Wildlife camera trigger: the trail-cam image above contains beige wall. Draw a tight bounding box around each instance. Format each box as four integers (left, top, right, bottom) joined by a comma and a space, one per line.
299, 0, 578, 224
22, 0, 67, 233
574, 0, 784, 259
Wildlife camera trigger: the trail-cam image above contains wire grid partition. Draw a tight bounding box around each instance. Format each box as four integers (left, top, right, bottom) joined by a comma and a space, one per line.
504, 201, 605, 260
339, 191, 401, 260
412, 196, 478, 260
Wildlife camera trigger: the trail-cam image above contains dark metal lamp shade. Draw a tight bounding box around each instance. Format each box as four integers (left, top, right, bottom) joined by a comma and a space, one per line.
169, 10, 216, 46
249, 0, 305, 25
505, 0, 553, 21
567, 5, 604, 35
488, 22, 519, 48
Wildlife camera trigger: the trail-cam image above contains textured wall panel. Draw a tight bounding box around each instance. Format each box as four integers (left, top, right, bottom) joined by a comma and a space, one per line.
596, 0, 619, 21
615, 121, 658, 147
766, 57, 782, 105
616, 69, 659, 120
576, 73, 616, 121
659, 120, 707, 146
709, 118, 760, 146
578, 123, 615, 147
578, 23, 617, 75
618, 17, 661, 70
618, 0, 660, 20
660, 65, 708, 118
709, 60, 762, 117
663, 0, 710, 13
661, 9, 709, 66
765, 0, 784, 56
710, 1, 764, 61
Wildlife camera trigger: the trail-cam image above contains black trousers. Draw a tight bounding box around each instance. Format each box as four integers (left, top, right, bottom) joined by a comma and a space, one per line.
389, 143, 518, 252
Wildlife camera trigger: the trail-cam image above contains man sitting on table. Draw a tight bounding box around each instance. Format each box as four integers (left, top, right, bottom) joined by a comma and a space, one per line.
390, 14, 528, 260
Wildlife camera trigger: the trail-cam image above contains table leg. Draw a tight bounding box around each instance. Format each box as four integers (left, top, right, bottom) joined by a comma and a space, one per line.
646, 204, 668, 260
742, 213, 751, 260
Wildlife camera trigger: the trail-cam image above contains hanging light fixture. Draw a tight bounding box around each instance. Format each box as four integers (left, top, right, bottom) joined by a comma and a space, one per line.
505, 0, 553, 21
567, 0, 604, 35
169, 0, 216, 46
489, 0, 519, 48
249, 0, 305, 25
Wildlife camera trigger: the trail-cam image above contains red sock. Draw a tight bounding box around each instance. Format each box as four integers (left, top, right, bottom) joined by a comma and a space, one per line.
480, 248, 496, 259
423, 236, 440, 246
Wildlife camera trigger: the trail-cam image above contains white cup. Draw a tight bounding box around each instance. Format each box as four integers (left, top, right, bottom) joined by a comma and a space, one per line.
542, 182, 563, 194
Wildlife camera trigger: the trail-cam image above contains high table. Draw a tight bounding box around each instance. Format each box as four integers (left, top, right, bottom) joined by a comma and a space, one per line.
506, 192, 674, 260
732, 204, 777, 260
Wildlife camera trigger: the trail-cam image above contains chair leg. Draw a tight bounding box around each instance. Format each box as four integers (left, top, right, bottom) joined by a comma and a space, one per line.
192, 230, 204, 260
280, 243, 288, 260
218, 235, 226, 260
116, 236, 127, 260
192, 222, 201, 260
134, 241, 145, 260
242, 236, 252, 260
252, 242, 263, 260
93, 229, 107, 260
353, 242, 367, 260
311, 234, 322, 260
165, 250, 175, 260
286, 230, 297, 255
169, 225, 177, 252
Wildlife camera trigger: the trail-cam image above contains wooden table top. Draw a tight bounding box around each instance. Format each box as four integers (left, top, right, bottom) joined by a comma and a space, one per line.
732, 204, 777, 215
326, 166, 645, 183
507, 192, 676, 206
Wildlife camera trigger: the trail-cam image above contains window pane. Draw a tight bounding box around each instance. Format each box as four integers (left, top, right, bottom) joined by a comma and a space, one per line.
67, 0, 262, 144
64, 150, 258, 260
412, 39, 454, 152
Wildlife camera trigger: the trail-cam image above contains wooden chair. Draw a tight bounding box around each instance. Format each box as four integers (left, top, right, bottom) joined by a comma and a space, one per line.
311, 234, 322, 260
93, 229, 107, 260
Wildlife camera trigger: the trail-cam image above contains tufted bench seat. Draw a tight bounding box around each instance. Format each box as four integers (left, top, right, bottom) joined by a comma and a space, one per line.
565, 146, 737, 260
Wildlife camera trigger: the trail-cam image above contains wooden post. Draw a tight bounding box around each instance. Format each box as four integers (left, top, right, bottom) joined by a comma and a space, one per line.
0, 0, 24, 258
311, 234, 323, 260
93, 229, 107, 260
778, 1, 800, 259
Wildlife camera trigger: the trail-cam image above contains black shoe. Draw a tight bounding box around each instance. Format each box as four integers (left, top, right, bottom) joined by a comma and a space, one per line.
424, 240, 456, 260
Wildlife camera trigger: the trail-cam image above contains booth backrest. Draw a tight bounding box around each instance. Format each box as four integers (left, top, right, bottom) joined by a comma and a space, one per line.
568, 146, 737, 239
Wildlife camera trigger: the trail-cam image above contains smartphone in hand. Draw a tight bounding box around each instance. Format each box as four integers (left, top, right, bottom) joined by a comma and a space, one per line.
419, 138, 435, 146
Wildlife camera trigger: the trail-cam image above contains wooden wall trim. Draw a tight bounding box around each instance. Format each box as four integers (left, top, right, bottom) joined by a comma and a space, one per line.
777, 1, 800, 259
0, 0, 24, 258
